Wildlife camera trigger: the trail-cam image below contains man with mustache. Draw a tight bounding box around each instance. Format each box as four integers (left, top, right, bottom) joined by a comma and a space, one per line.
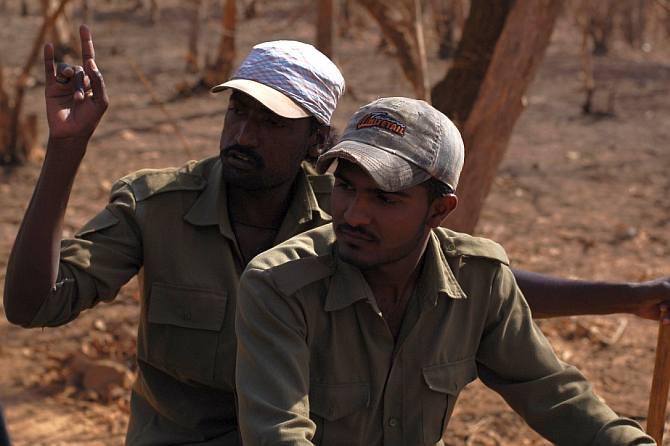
235, 97, 655, 445
3, 23, 669, 445
4, 25, 344, 444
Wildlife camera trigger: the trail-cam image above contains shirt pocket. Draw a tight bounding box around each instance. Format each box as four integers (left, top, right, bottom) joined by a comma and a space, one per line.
422, 359, 477, 445
309, 382, 370, 445
143, 282, 227, 383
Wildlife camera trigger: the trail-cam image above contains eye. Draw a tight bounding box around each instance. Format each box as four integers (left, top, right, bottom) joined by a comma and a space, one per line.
228, 103, 245, 116
334, 178, 353, 191
376, 192, 398, 205
266, 115, 288, 128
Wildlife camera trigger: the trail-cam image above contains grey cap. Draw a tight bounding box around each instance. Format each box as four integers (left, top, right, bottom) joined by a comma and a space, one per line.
317, 97, 464, 192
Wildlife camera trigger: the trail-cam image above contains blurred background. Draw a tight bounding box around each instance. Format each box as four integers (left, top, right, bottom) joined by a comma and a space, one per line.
0, 0, 669, 444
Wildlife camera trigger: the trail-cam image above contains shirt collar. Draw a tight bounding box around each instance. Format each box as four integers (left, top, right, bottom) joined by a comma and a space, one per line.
421, 231, 467, 306
275, 169, 332, 243
324, 231, 467, 312
183, 159, 331, 240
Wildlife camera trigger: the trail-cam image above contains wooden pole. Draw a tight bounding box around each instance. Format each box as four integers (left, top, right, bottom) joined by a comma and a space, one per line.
646, 321, 670, 443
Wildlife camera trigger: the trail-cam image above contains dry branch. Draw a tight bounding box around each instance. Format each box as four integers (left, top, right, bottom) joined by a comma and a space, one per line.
2, 0, 73, 164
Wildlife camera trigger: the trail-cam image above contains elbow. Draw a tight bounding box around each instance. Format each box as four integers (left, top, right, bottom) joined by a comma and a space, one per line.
3, 291, 37, 327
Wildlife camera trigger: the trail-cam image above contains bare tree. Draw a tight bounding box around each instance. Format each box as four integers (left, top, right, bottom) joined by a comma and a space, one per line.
316, 0, 335, 59
186, 0, 204, 73
358, 0, 430, 99
1, 0, 74, 165
203, 0, 237, 87
432, 0, 563, 233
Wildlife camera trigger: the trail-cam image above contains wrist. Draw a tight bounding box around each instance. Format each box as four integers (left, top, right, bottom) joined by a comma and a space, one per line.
46, 135, 89, 158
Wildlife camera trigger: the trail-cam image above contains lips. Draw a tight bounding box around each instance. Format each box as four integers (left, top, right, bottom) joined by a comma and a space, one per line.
222, 146, 262, 170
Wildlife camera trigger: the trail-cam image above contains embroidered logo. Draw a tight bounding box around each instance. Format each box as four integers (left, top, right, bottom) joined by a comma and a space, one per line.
356, 112, 406, 137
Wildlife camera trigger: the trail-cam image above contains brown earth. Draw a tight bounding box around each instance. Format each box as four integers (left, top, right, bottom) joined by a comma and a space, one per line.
1, 1, 669, 445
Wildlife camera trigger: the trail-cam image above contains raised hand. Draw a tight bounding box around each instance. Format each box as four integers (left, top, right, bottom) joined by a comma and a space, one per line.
44, 24, 109, 142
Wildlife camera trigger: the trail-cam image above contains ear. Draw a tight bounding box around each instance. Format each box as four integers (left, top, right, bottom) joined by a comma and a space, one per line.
307, 125, 331, 159
426, 194, 458, 229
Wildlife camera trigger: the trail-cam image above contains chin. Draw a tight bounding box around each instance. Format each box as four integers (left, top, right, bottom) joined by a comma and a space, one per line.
336, 244, 379, 270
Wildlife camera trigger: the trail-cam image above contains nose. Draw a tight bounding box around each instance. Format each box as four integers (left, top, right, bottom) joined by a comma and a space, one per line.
235, 115, 258, 147
343, 193, 372, 227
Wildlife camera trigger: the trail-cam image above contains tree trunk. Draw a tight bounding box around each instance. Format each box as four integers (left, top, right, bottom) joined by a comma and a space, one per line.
358, 0, 425, 99
432, 0, 562, 234
316, 0, 334, 59
203, 0, 237, 87
186, 0, 203, 72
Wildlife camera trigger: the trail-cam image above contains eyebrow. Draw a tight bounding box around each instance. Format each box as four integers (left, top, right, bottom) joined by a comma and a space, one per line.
334, 170, 410, 198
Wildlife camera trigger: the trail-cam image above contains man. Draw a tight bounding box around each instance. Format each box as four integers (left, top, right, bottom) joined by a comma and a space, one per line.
4, 25, 344, 444
235, 97, 655, 445
2, 23, 668, 445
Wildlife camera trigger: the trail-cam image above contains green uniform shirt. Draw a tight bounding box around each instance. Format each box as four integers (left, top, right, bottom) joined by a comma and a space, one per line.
236, 224, 654, 446
26, 157, 333, 445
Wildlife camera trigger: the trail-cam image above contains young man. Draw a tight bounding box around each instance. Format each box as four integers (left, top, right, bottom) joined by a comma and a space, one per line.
235, 97, 655, 445
3, 24, 668, 445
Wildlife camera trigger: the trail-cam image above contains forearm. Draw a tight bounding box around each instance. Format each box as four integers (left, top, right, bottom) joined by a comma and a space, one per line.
513, 269, 641, 318
4, 137, 87, 325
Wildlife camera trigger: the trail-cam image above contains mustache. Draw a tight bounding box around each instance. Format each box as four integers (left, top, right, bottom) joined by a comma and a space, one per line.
222, 144, 264, 168
336, 223, 377, 241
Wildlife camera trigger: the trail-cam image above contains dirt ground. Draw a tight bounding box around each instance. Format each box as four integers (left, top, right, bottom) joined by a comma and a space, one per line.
1, 1, 669, 445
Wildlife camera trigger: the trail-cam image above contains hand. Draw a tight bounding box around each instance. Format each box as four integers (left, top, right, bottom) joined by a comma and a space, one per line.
44, 25, 109, 142
630, 277, 670, 323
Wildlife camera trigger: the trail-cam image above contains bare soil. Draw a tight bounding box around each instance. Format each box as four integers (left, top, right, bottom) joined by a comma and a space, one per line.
1, 1, 669, 445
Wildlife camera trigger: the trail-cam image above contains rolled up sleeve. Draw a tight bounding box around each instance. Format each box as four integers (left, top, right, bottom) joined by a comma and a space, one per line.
28, 180, 143, 328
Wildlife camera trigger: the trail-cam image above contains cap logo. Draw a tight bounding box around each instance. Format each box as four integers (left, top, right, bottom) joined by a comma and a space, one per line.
356, 112, 406, 137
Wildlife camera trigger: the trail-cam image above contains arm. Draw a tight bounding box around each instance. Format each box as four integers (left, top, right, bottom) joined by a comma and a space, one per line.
236, 267, 315, 446
4, 25, 109, 325
513, 268, 670, 321
479, 265, 654, 445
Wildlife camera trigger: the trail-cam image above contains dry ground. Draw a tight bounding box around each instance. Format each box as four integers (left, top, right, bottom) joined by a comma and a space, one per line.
0, 1, 669, 444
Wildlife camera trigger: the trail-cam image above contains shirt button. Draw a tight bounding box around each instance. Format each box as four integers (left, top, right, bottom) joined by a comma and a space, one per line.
388, 418, 399, 427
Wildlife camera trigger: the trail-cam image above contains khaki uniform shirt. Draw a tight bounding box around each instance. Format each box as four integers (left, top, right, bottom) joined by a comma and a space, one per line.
26, 157, 333, 445
236, 224, 654, 446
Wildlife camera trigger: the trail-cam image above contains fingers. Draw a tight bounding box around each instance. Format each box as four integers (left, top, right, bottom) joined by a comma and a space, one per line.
78, 25, 108, 109
73, 66, 86, 101
79, 24, 95, 64
85, 58, 109, 109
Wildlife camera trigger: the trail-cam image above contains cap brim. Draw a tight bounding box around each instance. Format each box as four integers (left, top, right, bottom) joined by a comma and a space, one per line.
317, 141, 431, 192
211, 79, 310, 119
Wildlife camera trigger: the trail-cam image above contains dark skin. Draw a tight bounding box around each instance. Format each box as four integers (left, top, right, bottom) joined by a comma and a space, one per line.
3, 25, 670, 327
2, 26, 328, 324
220, 91, 328, 262
331, 160, 457, 337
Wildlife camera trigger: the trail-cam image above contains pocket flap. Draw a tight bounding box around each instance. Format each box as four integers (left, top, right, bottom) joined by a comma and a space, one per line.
75, 209, 120, 237
423, 360, 477, 395
148, 283, 227, 331
310, 382, 370, 421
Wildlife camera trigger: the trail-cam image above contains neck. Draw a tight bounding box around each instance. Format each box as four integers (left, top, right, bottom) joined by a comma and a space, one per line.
227, 176, 298, 229
362, 234, 431, 299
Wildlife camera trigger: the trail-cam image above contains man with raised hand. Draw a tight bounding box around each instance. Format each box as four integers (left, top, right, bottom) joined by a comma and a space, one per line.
235, 97, 655, 445
4, 25, 344, 444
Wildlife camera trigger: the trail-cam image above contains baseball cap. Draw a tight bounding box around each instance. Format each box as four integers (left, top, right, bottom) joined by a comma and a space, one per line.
317, 97, 464, 192
211, 40, 345, 125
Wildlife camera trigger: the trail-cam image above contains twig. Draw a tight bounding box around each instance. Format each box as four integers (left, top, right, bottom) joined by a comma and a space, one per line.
8, 0, 73, 156
128, 59, 194, 160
